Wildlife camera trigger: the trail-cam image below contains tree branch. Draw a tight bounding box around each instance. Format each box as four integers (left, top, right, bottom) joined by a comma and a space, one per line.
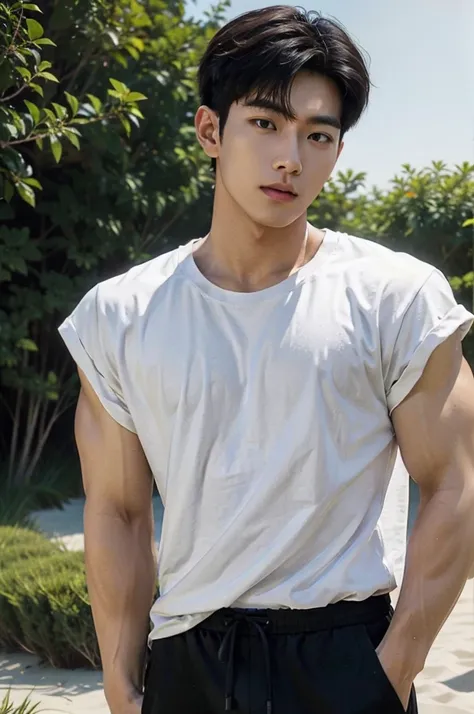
0, 82, 29, 104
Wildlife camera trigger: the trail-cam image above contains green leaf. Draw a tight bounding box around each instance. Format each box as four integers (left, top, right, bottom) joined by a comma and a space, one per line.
4, 180, 14, 202
35, 136, 44, 149
16, 338, 38, 352
26, 18, 44, 40
50, 134, 62, 163
43, 108, 56, 122
107, 89, 123, 100
5, 123, 18, 139
16, 182, 36, 207
34, 38, 56, 46
24, 99, 40, 125
28, 47, 41, 65
29, 82, 44, 97
64, 129, 80, 150
13, 50, 28, 65
462, 218, 474, 228
22, 3, 43, 11
38, 71, 59, 83
126, 45, 140, 61
128, 106, 144, 119
113, 52, 128, 69
47, 371, 58, 385
125, 92, 147, 103
38, 60, 53, 71
129, 37, 145, 51
16, 67, 31, 80
65, 92, 79, 116
22, 177, 42, 189
119, 116, 131, 137
86, 94, 102, 115
52, 102, 68, 120
109, 78, 128, 94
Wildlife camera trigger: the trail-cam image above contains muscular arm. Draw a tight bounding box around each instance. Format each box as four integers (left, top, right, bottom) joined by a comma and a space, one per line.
75, 369, 156, 713
380, 332, 474, 695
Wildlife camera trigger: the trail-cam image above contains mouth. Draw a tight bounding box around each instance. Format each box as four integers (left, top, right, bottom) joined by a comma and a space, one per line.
260, 186, 298, 203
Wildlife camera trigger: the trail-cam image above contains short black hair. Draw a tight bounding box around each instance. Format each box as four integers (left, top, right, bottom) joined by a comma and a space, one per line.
198, 5, 371, 166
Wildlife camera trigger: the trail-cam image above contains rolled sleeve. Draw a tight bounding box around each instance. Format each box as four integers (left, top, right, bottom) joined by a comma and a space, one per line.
58, 284, 136, 433
383, 269, 474, 414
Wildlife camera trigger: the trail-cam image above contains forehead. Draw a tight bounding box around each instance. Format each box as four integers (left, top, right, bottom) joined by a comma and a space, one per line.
236, 71, 342, 120
289, 72, 342, 115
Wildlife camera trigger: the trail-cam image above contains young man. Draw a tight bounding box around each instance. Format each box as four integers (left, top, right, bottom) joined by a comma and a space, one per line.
59, 6, 474, 714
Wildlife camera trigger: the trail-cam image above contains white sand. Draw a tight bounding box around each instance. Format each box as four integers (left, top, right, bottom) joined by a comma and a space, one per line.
1, 456, 473, 713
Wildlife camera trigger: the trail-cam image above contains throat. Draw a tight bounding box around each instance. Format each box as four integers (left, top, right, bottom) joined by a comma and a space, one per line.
191, 226, 325, 294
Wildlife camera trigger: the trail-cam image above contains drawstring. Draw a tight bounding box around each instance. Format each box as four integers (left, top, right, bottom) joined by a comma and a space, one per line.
217, 612, 272, 713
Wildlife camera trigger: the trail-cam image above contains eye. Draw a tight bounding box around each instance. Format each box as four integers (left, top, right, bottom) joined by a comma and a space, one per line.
310, 133, 333, 144
254, 119, 276, 130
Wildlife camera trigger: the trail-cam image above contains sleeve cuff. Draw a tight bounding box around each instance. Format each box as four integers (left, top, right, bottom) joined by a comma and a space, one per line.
386, 305, 474, 414
58, 317, 137, 433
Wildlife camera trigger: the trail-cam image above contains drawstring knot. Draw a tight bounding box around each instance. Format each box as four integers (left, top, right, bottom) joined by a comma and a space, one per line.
218, 612, 272, 713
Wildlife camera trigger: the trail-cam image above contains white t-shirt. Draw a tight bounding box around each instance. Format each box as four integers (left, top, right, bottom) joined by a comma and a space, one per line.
58, 228, 473, 641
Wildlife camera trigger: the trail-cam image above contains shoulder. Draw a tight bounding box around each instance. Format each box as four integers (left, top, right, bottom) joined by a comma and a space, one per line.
92, 242, 192, 317
334, 232, 437, 308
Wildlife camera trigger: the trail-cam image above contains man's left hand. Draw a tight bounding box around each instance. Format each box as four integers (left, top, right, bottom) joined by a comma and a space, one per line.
376, 641, 415, 711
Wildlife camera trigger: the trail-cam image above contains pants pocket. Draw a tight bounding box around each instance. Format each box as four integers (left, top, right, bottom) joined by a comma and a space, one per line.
141, 643, 155, 714
357, 622, 407, 714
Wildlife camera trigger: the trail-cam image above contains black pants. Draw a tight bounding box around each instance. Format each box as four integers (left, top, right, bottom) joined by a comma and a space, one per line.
142, 595, 418, 714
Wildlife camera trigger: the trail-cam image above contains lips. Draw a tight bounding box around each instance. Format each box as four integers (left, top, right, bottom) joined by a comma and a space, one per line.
260, 186, 297, 203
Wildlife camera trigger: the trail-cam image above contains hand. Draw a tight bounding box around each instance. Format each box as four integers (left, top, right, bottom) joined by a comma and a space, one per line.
376, 642, 414, 711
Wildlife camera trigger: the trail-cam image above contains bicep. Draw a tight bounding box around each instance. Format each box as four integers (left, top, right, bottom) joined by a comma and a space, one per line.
392, 331, 474, 496
75, 368, 153, 520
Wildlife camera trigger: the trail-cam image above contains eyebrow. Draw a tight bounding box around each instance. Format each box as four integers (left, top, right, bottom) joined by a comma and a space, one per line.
243, 98, 342, 131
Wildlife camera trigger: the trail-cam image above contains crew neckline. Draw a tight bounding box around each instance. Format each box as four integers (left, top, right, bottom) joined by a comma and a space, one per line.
178, 226, 339, 305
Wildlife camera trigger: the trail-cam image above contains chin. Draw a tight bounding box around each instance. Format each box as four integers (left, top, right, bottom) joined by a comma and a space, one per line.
247, 209, 304, 230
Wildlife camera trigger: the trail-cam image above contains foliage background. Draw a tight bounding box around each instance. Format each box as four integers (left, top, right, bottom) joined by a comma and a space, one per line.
0, 1, 473, 512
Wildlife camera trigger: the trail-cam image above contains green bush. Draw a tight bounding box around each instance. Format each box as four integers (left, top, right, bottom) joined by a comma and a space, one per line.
0, 525, 52, 550
0, 526, 60, 565
0, 527, 99, 668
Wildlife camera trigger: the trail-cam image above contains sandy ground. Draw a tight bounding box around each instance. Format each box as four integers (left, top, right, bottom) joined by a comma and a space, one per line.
1, 457, 473, 713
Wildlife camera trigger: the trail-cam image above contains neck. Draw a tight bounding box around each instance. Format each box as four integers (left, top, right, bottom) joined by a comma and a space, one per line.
193, 178, 324, 293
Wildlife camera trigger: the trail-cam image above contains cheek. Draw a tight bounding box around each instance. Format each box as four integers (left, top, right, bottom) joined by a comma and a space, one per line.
303, 147, 338, 178
223, 130, 261, 164
220, 133, 262, 186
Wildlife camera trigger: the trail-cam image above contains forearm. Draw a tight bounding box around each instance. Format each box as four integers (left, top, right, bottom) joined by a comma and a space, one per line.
84, 500, 157, 701
385, 480, 474, 677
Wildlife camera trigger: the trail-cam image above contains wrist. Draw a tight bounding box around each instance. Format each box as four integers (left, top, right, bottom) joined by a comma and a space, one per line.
104, 676, 142, 708
377, 628, 425, 680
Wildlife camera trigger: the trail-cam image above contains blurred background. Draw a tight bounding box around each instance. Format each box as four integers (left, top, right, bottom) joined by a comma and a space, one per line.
0, 2, 473, 710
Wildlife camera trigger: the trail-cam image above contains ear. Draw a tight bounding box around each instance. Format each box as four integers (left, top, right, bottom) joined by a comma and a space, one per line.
195, 106, 220, 160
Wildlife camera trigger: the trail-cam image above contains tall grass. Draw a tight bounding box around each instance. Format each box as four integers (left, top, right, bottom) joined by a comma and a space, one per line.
0, 691, 41, 714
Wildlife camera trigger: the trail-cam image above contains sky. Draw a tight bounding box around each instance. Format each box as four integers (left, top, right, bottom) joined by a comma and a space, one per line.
186, 0, 474, 190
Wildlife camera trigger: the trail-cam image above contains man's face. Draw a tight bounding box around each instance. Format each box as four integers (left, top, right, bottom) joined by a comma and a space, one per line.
198, 71, 344, 228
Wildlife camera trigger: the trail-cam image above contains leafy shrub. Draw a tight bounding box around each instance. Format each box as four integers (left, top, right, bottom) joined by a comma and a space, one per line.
0, 527, 99, 668
0, 0, 222, 490
0, 525, 61, 570
0, 525, 50, 550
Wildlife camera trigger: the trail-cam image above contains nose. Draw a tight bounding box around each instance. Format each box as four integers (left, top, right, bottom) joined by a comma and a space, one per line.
272, 136, 302, 176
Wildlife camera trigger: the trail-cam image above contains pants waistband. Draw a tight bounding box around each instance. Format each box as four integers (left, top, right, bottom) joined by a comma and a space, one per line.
199, 594, 392, 635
